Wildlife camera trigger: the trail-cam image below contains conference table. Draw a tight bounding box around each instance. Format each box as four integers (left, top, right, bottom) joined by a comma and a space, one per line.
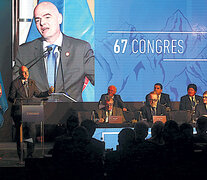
28, 101, 193, 144
21, 100, 196, 149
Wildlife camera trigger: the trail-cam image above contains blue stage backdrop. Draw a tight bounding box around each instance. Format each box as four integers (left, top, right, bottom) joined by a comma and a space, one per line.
95, 0, 207, 101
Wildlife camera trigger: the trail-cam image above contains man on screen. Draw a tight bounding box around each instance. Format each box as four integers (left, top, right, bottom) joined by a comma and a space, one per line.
145, 83, 171, 110
141, 91, 166, 127
13, 1, 94, 102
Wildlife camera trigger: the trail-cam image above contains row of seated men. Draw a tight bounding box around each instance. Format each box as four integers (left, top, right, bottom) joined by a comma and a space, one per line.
96, 83, 207, 126
27, 115, 207, 180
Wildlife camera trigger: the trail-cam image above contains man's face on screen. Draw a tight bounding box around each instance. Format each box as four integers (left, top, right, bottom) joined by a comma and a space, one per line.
34, 2, 62, 43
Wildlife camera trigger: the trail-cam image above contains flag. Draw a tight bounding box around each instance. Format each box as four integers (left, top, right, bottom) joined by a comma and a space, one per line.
0, 72, 8, 127
26, 0, 94, 101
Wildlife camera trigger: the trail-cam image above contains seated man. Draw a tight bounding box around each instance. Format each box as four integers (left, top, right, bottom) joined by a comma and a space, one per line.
179, 84, 202, 111
196, 91, 207, 118
98, 85, 127, 111
146, 83, 171, 109
141, 91, 166, 126
97, 96, 125, 123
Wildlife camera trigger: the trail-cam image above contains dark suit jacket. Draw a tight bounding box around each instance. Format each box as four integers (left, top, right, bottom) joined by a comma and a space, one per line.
195, 102, 207, 118
146, 93, 171, 108
179, 94, 203, 111
8, 78, 49, 119
98, 94, 126, 109
97, 106, 126, 122
14, 34, 94, 102
141, 104, 166, 123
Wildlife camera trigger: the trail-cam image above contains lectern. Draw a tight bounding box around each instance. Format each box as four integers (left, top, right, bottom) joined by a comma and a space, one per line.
19, 99, 44, 163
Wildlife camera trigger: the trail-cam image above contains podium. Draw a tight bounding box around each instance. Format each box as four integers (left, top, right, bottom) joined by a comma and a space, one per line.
19, 99, 44, 163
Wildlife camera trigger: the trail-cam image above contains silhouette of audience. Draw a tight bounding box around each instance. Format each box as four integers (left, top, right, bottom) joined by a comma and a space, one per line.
49, 118, 207, 179
194, 116, 207, 143
134, 121, 149, 143
148, 121, 164, 145
81, 119, 105, 156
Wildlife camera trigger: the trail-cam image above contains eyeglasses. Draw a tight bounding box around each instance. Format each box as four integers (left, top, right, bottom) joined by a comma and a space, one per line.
149, 99, 158, 102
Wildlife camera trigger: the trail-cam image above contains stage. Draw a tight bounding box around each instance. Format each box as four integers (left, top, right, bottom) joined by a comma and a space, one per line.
0, 142, 53, 167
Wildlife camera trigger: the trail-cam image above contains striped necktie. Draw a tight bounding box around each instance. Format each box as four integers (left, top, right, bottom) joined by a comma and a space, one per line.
47, 44, 57, 87
191, 96, 195, 107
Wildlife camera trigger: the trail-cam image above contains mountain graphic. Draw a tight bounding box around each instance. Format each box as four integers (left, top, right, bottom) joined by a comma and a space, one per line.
95, 9, 207, 101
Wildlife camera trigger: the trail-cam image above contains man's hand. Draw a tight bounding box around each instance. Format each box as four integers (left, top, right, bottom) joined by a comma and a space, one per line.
48, 86, 54, 95
123, 108, 127, 112
131, 119, 138, 124
99, 118, 105, 123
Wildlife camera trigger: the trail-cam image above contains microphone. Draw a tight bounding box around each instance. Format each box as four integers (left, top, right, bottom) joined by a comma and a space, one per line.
14, 47, 52, 74
26, 47, 53, 70
58, 46, 62, 52
58, 46, 66, 94
196, 100, 200, 105
47, 46, 53, 52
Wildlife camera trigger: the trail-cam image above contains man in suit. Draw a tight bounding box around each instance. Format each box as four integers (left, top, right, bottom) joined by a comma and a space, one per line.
98, 85, 127, 111
196, 91, 207, 118
8, 66, 54, 160
97, 97, 126, 123
13, 1, 94, 102
141, 91, 166, 127
145, 83, 171, 109
179, 84, 202, 111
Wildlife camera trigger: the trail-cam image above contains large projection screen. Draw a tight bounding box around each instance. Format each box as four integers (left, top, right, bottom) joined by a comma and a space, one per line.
14, 0, 207, 102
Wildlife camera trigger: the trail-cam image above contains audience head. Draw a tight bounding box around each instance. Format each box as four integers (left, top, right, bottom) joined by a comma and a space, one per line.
108, 85, 117, 96
72, 126, 90, 145
34, 2, 62, 44
148, 91, 158, 108
163, 120, 180, 143
179, 123, 193, 139
19, 66, 29, 81
187, 84, 197, 97
196, 116, 207, 134
154, 83, 163, 95
118, 128, 135, 149
134, 121, 149, 141
151, 121, 164, 138
202, 91, 207, 104
81, 119, 97, 138
66, 114, 79, 135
